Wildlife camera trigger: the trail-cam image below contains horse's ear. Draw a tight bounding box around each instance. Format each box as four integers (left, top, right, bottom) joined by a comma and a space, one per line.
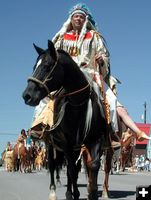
48, 40, 57, 60
33, 43, 44, 55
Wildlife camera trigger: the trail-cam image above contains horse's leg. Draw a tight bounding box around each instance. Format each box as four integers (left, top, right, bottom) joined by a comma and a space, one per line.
102, 148, 114, 198
65, 153, 80, 200
17, 159, 20, 171
13, 156, 17, 171
38, 163, 41, 171
56, 150, 64, 187
86, 142, 101, 200
20, 158, 25, 173
116, 159, 120, 174
55, 164, 61, 187
66, 165, 73, 200
120, 154, 125, 172
110, 159, 114, 175
48, 145, 57, 200
19, 158, 22, 173
87, 164, 100, 200
32, 160, 35, 170
123, 154, 128, 172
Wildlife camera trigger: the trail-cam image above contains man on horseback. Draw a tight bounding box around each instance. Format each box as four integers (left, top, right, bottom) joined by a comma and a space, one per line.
26, 129, 32, 150
17, 129, 27, 147
31, 3, 150, 147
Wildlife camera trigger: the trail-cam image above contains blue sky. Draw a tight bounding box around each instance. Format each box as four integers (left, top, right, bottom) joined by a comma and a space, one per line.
0, 0, 151, 155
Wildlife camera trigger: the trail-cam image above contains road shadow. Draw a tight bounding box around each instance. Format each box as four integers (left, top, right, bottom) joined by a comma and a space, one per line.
110, 172, 130, 176
57, 190, 135, 200
62, 184, 135, 199
98, 190, 135, 199
64, 183, 102, 188
78, 183, 102, 187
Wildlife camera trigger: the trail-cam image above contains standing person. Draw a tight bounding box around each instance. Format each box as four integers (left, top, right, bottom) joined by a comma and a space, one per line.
35, 146, 45, 171
6, 141, 12, 151
32, 3, 150, 146
4, 143, 14, 172
144, 157, 150, 171
134, 155, 139, 171
26, 129, 32, 150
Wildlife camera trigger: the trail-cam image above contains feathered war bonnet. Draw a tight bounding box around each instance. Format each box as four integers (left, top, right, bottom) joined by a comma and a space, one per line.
52, 3, 98, 45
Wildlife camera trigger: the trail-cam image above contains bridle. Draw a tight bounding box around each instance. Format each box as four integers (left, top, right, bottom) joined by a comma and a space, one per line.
28, 52, 59, 95
27, 51, 90, 100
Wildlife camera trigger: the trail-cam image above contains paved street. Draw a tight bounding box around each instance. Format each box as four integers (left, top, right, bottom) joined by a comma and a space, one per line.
0, 167, 151, 200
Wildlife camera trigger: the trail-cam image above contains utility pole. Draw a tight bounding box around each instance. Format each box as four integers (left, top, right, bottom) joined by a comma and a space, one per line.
144, 101, 147, 124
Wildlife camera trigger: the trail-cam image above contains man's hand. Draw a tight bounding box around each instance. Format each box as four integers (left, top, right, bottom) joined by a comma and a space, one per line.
95, 55, 104, 67
80, 62, 88, 68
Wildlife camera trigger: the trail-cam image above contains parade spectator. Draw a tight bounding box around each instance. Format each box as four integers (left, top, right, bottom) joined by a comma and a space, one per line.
26, 129, 32, 150
134, 155, 139, 171
144, 157, 150, 171
35, 146, 45, 171
149, 159, 151, 171
6, 141, 12, 151
138, 155, 145, 171
3, 143, 13, 172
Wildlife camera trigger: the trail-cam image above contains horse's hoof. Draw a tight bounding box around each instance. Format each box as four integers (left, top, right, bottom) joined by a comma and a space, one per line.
48, 189, 57, 200
87, 193, 98, 200
102, 190, 109, 199
49, 185, 56, 191
65, 191, 73, 200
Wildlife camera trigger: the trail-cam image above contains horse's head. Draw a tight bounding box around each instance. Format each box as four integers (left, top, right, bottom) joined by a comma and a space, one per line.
22, 40, 64, 106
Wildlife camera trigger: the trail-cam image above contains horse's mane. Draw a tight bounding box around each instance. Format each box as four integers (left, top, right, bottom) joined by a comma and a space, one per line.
57, 49, 70, 57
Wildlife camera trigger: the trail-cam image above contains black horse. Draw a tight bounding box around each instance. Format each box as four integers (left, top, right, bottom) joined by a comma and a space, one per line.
22, 40, 107, 200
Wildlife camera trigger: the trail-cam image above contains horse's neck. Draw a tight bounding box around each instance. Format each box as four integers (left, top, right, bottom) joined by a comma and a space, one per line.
61, 59, 90, 104
60, 53, 88, 91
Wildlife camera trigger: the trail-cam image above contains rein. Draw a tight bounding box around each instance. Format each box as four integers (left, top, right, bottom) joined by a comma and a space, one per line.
54, 83, 90, 99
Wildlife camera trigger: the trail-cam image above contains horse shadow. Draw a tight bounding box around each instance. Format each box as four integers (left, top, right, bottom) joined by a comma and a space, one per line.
62, 183, 135, 199
110, 173, 129, 176
98, 190, 135, 199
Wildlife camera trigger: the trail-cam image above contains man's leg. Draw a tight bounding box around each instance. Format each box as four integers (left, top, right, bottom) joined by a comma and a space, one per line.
117, 106, 151, 141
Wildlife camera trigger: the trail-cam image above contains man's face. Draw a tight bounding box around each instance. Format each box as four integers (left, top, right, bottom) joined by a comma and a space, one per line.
71, 13, 86, 32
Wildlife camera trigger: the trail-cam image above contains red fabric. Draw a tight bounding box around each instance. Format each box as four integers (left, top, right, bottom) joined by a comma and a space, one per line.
64, 31, 92, 41
135, 123, 151, 144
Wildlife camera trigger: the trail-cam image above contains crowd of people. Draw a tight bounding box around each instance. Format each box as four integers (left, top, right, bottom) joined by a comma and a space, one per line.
2, 129, 47, 172
133, 154, 151, 172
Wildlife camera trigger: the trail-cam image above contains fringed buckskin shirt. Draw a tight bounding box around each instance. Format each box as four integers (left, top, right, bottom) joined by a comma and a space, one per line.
54, 30, 110, 80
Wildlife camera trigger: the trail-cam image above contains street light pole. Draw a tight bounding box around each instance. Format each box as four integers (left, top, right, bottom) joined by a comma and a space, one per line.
144, 101, 147, 124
